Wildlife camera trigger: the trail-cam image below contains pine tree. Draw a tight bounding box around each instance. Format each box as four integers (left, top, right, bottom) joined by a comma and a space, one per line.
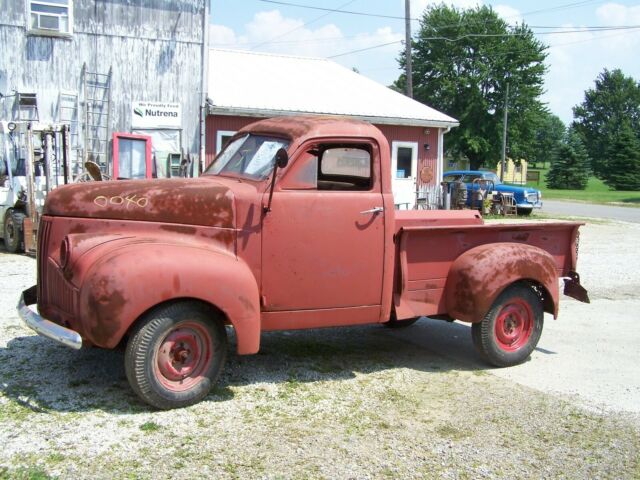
546, 131, 590, 190
604, 122, 640, 191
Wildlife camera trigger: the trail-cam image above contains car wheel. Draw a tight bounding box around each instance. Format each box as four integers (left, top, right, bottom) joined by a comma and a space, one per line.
125, 301, 227, 409
471, 284, 543, 367
517, 207, 532, 216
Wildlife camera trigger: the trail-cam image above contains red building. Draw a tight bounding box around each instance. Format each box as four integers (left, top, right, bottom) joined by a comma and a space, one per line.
206, 49, 458, 206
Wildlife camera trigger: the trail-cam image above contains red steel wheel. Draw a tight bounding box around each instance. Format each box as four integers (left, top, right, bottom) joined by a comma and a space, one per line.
493, 299, 534, 352
471, 284, 543, 367
154, 322, 213, 392
125, 302, 227, 409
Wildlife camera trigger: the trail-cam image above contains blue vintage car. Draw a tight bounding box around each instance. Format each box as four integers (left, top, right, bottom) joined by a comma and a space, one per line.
443, 170, 543, 215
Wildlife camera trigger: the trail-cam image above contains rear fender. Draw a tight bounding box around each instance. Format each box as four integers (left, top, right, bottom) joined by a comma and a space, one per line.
75, 241, 260, 354
444, 242, 559, 323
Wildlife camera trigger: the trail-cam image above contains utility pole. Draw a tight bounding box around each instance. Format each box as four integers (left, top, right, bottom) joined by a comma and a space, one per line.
405, 0, 413, 98
500, 82, 509, 182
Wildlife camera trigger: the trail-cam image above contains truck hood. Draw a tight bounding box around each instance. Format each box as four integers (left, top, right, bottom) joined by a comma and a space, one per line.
44, 178, 236, 228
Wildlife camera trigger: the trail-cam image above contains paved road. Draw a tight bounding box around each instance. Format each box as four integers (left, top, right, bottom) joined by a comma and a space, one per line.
542, 199, 640, 223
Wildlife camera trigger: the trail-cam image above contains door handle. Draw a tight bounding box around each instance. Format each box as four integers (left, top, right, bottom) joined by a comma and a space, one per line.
360, 206, 384, 215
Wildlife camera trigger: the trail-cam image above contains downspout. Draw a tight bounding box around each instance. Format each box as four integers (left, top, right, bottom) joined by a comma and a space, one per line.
198, 0, 210, 177
437, 126, 451, 183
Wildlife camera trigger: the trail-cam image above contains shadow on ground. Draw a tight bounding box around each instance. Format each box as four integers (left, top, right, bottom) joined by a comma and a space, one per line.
0, 318, 492, 414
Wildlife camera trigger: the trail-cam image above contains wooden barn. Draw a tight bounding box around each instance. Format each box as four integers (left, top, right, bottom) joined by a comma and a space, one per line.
205, 49, 459, 206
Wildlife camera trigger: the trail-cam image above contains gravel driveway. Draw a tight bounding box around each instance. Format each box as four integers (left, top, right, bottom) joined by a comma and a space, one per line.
1, 220, 639, 479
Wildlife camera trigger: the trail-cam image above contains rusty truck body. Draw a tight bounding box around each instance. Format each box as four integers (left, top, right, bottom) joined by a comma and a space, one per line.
18, 116, 589, 409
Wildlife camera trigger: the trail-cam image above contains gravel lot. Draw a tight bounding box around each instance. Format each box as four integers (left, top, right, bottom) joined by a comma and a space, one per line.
1, 220, 639, 479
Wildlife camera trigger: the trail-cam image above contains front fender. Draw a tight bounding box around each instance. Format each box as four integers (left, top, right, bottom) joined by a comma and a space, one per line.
74, 241, 260, 354
444, 242, 559, 323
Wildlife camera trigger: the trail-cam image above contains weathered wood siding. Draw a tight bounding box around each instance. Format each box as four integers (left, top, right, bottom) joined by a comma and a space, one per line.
0, 0, 206, 156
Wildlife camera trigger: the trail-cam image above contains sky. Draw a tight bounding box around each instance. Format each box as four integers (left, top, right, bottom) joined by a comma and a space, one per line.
209, 1, 640, 124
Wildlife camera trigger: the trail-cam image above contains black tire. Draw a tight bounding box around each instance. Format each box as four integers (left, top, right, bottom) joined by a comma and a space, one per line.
517, 208, 533, 216
3, 210, 26, 253
471, 284, 543, 367
125, 301, 227, 409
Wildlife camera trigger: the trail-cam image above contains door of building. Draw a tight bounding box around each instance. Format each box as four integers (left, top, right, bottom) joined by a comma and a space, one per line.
391, 141, 418, 208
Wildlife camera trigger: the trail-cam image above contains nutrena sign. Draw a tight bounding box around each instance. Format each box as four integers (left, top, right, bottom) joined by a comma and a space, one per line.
131, 102, 182, 128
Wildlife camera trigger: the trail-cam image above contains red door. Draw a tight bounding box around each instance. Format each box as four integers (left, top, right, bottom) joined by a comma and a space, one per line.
261, 143, 385, 314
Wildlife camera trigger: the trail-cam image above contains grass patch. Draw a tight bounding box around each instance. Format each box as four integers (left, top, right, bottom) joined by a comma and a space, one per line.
0, 466, 53, 480
139, 421, 161, 433
526, 168, 640, 206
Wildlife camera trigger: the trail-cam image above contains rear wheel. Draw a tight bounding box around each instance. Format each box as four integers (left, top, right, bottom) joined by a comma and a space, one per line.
3, 210, 26, 253
125, 302, 227, 409
471, 284, 543, 367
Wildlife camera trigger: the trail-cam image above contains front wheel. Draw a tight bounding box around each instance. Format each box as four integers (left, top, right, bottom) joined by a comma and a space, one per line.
517, 207, 533, 216
471, 284, 543, 367
125, 302, 227, 409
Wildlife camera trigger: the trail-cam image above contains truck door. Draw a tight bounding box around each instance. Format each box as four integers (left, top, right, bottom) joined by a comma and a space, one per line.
261, 141, 385, 317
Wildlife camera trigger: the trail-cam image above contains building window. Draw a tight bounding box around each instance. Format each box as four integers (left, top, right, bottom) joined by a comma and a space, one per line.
28, 0, 73, 36
216, 130, 236, 154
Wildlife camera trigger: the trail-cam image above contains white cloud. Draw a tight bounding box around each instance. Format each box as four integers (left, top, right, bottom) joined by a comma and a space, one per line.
542, 3, 640, 122
596, 2, 640, 24
494, 5, 522, 25
209, 24, 237, 47
209, 10, 403, 66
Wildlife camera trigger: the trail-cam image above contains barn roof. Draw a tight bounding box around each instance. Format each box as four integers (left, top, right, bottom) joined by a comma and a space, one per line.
207, 49, 459, 128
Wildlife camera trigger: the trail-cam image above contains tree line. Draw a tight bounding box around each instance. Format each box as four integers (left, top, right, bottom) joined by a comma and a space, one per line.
395, 4, 640, 191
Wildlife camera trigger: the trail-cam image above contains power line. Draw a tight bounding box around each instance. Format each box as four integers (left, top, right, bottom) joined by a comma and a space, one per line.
256, 0, 610, 24
257, 0, 414, 20
211, 25, 640, 48
251, 0, 356, 50
327, 25, 640, 59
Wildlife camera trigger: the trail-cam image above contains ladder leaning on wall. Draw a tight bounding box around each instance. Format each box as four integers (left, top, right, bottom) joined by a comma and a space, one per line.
81, 63, 112, 175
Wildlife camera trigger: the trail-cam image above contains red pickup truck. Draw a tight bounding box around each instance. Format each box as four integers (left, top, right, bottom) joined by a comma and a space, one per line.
18, 116, 589, 409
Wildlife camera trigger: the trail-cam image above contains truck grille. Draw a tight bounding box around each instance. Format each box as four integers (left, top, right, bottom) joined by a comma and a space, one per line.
37, 217, 76, 314
37, 218, 53, 303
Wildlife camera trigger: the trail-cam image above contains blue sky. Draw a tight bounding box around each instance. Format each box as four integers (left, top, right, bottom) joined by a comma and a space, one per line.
210, 1, 640, 124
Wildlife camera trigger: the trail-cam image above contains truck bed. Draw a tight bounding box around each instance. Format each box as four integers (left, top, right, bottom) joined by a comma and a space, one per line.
393, 210, 582, 320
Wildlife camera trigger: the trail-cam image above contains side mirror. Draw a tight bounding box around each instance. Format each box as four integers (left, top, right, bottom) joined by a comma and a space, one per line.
275, 148, 289, 169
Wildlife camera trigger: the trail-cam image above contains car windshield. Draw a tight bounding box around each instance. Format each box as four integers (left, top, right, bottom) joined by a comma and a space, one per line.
205, 134, 290, 180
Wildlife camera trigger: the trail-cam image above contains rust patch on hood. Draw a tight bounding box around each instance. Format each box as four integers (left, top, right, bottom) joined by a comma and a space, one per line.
44, 178, 235, 228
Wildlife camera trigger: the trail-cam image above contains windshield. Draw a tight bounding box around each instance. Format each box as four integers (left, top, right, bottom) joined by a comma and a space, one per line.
205, 134, 290, 180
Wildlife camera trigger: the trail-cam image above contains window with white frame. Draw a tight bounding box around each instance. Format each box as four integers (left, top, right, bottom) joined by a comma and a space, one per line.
28, 0, 73, 36
216, 130, 236, 154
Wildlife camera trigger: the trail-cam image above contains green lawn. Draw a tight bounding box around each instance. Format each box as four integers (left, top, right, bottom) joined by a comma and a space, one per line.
524, 168, 640, 206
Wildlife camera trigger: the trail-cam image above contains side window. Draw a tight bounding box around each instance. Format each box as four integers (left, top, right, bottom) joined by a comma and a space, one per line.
317, 146, 372, 191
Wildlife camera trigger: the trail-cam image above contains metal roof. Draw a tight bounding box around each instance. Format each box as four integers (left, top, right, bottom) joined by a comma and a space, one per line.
207, 49, 459, 128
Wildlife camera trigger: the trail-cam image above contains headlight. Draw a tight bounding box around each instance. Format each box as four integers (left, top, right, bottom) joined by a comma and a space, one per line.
59, 236, 71, 270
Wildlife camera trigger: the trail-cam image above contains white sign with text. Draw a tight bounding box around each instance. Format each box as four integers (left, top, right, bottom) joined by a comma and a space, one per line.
132, 102, 182, 128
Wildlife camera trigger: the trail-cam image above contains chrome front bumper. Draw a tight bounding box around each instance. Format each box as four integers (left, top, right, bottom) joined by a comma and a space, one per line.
17, 286, 82, 350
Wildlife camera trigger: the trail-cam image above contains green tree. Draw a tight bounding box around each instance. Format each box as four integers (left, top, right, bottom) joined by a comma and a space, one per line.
395, 4, 548, 169
603, 121, 640, 190
573, 69, 640, 178
530, 112, 565, 168
546, 130, 590, 190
